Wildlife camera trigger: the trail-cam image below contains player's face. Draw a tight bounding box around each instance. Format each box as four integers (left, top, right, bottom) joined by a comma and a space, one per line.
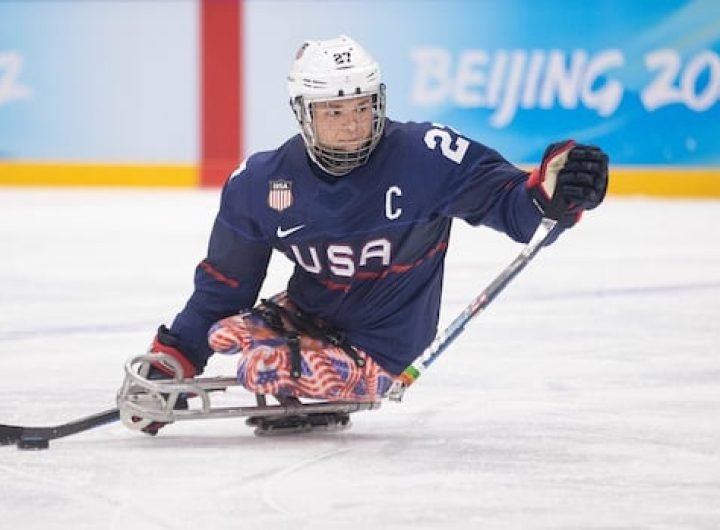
311, 96, 373, 152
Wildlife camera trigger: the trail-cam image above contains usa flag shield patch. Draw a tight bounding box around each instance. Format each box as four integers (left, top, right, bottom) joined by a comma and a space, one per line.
268, 180, 293, 212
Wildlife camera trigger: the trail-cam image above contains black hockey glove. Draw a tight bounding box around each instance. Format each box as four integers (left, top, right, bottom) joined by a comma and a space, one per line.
133, 325, 198, 436
527, 140, 609, 227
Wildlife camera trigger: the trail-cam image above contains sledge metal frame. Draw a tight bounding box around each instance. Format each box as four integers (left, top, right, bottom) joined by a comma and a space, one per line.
117, 353, 381, 426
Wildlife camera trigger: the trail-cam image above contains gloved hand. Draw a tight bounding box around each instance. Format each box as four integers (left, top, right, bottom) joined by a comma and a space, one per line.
527, 140, 609, 227
134, 325, 198, 436
148, 325, 198, 380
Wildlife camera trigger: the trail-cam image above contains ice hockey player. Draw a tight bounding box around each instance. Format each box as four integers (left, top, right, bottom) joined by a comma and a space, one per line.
133, 35, 608, 434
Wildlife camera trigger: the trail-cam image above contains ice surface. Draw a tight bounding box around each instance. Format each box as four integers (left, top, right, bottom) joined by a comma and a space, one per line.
0, 189, 718, 529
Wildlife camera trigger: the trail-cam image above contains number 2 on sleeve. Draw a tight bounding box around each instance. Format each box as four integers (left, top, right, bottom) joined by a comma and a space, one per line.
423, 125, 470, 164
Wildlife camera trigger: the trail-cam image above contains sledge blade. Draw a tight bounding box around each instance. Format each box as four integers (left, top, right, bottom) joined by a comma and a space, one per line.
0, 425, 24, 446
247, 411, 352, 437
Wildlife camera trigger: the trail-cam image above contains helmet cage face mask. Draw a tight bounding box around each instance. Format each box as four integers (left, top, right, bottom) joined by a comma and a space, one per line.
292, 87, 386, 176
288, 36, 387, 176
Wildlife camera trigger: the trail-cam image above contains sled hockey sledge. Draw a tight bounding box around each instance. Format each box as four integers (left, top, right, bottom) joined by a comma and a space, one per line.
2, 217, 557, 449
117, 353, 382, 436
1, 354, 380, 449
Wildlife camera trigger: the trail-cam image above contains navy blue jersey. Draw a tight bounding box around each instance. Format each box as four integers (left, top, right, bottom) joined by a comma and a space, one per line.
170, 119, 549, 375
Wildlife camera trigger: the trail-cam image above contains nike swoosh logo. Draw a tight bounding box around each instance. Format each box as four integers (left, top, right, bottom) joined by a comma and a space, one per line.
276, 224, 306, 238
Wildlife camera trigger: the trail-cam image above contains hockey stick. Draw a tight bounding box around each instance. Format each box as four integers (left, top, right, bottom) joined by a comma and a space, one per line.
387, 217, 559, 402
0, 408, 120, 448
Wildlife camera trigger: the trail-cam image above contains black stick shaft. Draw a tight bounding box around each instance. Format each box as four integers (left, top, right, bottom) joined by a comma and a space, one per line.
0, 408, 119, 446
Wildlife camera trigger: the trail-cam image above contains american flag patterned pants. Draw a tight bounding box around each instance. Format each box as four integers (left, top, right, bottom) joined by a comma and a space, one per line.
207, 293, 394, 401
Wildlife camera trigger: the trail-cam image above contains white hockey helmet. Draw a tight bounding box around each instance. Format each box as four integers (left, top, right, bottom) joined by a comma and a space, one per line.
288, 35, 386, 176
